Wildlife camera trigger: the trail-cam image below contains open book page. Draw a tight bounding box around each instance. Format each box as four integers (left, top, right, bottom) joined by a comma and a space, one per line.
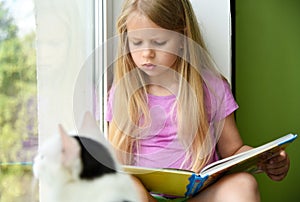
200, 133, 297, 177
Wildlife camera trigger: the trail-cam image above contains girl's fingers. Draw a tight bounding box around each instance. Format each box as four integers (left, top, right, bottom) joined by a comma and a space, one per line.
260, 150, 290, 181
265, 158, 288, 169
267, 172, 287, 181
266, 163, 289, 176
265, 150, 289, 168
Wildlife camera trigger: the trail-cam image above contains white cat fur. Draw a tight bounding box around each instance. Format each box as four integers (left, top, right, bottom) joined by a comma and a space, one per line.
33, 112, 140, 202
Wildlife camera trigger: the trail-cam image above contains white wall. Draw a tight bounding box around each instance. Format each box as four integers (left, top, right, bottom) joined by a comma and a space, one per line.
190, 0, 231, 81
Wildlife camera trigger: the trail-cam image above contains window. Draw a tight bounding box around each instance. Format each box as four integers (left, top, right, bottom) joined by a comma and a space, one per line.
0, 0, 38, 201
1, 0, 96, 201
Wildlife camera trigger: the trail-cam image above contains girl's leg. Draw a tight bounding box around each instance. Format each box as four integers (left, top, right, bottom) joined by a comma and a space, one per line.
188, 172, 260, 202
131, 176, 158, 202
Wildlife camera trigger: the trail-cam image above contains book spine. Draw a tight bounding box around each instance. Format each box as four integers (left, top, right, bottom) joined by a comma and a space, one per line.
278, 134, 297, 146
185, 174, 208, 197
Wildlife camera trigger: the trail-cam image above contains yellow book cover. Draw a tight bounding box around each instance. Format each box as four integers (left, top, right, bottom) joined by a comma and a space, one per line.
123, 133, 297, 198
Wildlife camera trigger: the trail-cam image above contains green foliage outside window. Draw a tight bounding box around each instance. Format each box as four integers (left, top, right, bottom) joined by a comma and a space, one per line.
0, 1, 38, 201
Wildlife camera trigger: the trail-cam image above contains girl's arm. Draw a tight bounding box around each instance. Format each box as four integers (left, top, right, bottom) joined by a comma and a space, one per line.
217, 113, 251, 158
217, 113, 290, 181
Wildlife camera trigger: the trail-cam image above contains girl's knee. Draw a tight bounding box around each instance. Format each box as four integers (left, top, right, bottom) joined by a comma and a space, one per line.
189, 173, 260, 202
233, 172, 258, 191
188, 173, 260, 202
221, 172, 260, 201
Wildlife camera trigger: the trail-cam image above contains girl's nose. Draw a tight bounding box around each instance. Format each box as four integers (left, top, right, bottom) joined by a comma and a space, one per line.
142, 48, 155, 58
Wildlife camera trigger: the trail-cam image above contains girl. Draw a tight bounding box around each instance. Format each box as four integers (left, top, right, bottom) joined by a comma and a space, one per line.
106, 0, 290, 201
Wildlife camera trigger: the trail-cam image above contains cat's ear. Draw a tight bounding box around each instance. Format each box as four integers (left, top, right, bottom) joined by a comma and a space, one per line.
78, 111, 105, 142
59, 124, 81, 167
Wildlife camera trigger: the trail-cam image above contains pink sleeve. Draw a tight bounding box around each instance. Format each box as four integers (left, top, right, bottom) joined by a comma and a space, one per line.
223, 80, 239, 117
203, 73, 238, 122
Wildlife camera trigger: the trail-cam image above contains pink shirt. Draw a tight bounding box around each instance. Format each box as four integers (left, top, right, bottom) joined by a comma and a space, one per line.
106, 74, 238, 170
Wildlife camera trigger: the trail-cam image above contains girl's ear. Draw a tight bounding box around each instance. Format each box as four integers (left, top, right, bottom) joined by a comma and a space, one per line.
58, 124, 81, 167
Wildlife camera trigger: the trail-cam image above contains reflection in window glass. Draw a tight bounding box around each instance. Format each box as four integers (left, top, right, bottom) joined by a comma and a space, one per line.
0, 0, 38, 201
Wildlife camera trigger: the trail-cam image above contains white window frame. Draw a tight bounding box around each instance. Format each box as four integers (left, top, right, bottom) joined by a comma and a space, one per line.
95, 0, 115, 136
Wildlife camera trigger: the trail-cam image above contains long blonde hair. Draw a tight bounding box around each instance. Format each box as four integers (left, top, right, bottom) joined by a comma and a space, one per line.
108, 0, 220, 172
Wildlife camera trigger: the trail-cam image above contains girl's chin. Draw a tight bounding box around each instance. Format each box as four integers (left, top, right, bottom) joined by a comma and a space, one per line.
137, 66, 173, 79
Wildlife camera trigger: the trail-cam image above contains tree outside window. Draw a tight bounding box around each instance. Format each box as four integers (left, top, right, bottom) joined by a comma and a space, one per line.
0, 1, 38, 201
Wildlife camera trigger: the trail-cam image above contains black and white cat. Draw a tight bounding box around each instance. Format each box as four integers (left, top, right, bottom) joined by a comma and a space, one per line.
33, 112, 140, 202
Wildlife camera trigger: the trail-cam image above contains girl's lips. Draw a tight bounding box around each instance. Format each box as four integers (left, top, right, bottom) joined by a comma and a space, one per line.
143, 63, 156, 70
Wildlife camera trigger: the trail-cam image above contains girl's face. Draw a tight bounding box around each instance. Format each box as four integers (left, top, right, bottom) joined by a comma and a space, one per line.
126, 12, 182, 79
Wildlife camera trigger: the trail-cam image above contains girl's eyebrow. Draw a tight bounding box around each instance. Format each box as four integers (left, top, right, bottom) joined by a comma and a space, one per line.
127, 36, 142, 40
128, 35, 167, 41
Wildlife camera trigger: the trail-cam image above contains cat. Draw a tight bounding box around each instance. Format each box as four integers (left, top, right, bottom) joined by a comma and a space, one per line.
33, 112, 140, 202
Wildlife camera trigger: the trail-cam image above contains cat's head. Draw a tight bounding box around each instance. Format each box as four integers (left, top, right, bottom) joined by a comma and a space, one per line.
33, 125, 82, 184
33, 112, 117, 185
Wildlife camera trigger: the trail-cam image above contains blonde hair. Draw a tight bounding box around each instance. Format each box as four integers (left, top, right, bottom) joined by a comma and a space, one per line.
109, 0, 219, 172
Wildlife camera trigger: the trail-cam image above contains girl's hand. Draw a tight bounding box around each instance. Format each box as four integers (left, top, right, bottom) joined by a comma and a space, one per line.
260, 150, 290, 181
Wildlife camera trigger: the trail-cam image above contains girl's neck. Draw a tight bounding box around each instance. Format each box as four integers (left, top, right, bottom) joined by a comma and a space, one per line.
146, 82, 178, 96
144, 67, 179, 96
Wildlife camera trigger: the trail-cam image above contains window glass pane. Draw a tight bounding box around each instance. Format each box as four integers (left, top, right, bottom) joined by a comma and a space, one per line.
0, 0, 38, 201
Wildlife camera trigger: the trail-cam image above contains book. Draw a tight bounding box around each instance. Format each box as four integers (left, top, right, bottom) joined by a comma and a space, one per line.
123, 133, 297, 198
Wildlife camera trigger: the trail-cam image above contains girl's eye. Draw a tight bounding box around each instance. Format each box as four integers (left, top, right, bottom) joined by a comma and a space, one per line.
131, 41, 142, 46
154, 41, 167, 46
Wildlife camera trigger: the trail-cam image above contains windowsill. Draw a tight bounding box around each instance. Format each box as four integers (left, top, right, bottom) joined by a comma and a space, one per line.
0, 165, 39, 201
